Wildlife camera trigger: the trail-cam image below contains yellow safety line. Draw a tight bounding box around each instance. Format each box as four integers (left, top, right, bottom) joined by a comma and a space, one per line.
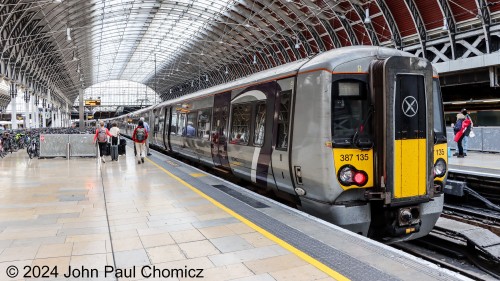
146, 158, 349, 281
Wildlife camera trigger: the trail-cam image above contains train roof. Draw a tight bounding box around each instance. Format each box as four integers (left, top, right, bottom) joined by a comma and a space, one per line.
128, 46, 430, 116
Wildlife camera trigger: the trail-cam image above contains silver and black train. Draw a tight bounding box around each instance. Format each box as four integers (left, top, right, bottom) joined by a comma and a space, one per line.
109, 46, 448, 243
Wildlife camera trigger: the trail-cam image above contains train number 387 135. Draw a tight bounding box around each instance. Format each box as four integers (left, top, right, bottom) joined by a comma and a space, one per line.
340, 154, 369, 161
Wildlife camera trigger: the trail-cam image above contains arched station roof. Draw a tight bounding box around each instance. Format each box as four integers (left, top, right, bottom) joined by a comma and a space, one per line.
0, 0, 498, 108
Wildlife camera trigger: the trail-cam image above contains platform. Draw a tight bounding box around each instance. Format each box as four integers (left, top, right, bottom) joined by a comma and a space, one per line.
448, 150, 500, 178
0, 147, 469, 281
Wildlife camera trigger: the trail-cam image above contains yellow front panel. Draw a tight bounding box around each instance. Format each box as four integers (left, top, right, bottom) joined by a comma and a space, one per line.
433, 143, 448, 180
394, 139, 427, 198
333, 149, 373, 189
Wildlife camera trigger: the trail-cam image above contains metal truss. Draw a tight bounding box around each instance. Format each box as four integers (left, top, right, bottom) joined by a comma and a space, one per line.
0, 0, 499, 110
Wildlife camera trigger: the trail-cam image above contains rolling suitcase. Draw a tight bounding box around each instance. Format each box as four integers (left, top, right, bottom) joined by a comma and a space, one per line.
118, 138, 126, 155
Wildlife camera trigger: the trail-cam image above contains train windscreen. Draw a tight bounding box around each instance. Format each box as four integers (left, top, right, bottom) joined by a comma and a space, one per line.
433, 79, 446, 142
332, 78, 371, 147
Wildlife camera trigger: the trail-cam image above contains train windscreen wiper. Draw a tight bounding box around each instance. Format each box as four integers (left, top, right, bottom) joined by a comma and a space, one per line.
352, 105, 374, 150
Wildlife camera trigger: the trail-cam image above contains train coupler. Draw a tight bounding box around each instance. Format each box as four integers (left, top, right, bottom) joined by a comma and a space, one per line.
365, 191, 391, 204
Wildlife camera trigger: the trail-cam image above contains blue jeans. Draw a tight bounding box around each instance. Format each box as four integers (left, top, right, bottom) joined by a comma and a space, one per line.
462, 136, 468, 154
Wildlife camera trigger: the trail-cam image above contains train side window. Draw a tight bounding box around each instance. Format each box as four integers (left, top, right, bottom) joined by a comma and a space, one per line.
276, 90, 292, 150
170, 111, 178, 135
197, 108, 212, 140
230, 103, 251, 145
177, 113, 186, 135
185, 112, 197, 137
253, 102, 266, 147
158, 107, 165, 137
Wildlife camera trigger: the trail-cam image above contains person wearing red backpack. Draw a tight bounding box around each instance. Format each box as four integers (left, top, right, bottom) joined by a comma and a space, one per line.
132, 120, 148, 164
93, 121, 113, 163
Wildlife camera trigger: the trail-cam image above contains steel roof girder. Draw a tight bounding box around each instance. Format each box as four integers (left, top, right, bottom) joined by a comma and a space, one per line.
404, 0, 427, 58
374, 0, 401, 48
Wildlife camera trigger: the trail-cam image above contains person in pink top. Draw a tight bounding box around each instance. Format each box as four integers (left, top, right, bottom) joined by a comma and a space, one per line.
93, 121, 113, 163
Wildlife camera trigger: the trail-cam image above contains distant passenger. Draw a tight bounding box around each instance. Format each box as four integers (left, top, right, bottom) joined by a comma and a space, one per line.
184, 121, 196, 137
93, 121, 113, 163
132, 120, 148, 165
461, 108, 473, 156
109, 123, 120, 161
139, 117, 151, 156
453, 113, 471, 158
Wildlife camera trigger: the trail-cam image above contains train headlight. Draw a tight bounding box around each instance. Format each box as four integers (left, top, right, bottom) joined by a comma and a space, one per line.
338, 165, 368, 186
339, 166, 353, 184
434, 159, 446, 178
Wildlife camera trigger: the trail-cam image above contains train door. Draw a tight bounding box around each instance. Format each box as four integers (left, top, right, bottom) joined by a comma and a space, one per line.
228, 83, 277, 189
271, 78, 295, 193
371, 57, 432, 203
211, 92, 231, 169
164, 106, 172, 151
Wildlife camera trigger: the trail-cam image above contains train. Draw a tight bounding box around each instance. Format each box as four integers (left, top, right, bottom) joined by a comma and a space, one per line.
108, 46, 448, 243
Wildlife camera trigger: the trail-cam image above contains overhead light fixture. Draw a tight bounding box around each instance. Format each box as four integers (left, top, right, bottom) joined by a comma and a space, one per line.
225, 66, 228, 74
364, 8, 371, 24
205, 75, 208, 82
191, 81, 194, 87
170, 89, 172, 94
66, 27, 72, 41
253, 54, 257, 64
72, 50, 78, 61
77, 64, 80, 73
442, 18, 448, 31
295, 37, 300, 49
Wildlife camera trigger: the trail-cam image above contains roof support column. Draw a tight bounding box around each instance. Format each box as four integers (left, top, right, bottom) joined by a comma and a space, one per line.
23, 90, 29, 129
33, 96, 38, 128
477, 0, 491, 53
42, 102, 46, 128
10, 83, 17, 130
79, 88, 84, 131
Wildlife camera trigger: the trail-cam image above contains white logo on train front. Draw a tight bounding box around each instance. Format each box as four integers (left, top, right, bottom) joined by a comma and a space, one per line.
402, 96, 418, 117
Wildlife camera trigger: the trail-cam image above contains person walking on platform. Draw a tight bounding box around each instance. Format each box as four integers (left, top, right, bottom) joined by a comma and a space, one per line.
461, 108, 473, 156
132, 120, 148, 164
93, 121, 113, 163
109, 123, 120, 161
453, 113, 471, 158
140, 117, 152, 156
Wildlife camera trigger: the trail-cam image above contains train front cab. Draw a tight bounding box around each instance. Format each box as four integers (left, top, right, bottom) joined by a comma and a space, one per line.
365, 56, 445, 242
306, 55, 446, 242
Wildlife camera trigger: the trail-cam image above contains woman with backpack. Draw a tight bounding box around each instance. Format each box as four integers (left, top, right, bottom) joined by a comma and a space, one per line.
132, 120, 148, 164
93, 121, 113, 163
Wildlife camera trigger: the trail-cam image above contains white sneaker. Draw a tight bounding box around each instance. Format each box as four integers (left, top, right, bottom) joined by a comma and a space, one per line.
101, 158, 106, 163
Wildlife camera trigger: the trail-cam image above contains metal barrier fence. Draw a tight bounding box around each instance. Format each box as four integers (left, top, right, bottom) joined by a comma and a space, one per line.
446, 127, 500, 153
39, 134, 96, 158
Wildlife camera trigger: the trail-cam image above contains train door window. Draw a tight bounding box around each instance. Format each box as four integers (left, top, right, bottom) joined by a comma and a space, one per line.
154, 109, 160, 133
277, 90, 292, 150
197, 108, 212, 140
170, 111, 178, 135
253, 102, 266, 147
230, 103, 251, 145
186, 112, 197, 137
158, 107, 165, 136
177, 113, 186, 135
332, 78, 370, 142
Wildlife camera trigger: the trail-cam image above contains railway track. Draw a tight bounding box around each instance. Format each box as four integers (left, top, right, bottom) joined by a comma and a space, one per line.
395, 170, 500, 280
395, 231, 500, 281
